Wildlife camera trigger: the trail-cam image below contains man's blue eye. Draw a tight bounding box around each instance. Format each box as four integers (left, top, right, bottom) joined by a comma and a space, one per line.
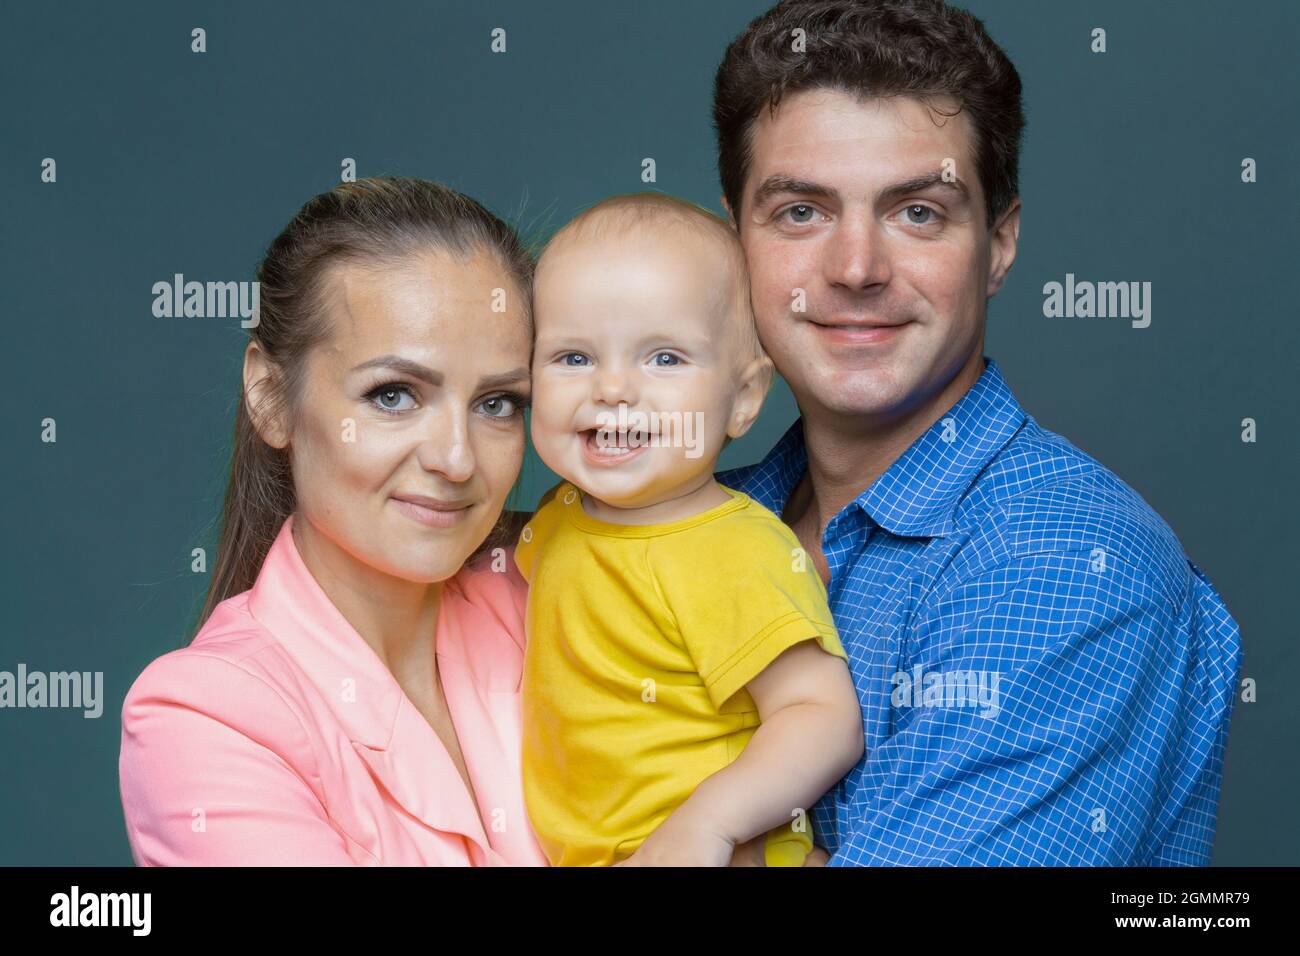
784, 204, 817, 224
904, 205, 937, 225
653, 352, 680, 367
561, 353, 590, 366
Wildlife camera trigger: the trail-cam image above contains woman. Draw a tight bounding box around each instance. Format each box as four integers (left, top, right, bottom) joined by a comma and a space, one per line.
118, 176, 817, 866
119, 177, 545, 865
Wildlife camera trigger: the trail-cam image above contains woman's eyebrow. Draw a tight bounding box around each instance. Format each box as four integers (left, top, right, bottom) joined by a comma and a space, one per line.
477, 368, 530, 389
352, 355, 442, 385
351, 357, 529, 391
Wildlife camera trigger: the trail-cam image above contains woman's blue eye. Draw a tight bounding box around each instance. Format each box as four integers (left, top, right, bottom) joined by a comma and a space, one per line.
369, 384, 416, 412
903, 204, 938, 225
652, 352, 680, 367
560, 353, 590, 367
783, 204, 817, 225
478, 393, 528, 419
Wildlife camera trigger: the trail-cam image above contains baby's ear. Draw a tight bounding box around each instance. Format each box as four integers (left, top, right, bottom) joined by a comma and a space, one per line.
727, 354, 774, 439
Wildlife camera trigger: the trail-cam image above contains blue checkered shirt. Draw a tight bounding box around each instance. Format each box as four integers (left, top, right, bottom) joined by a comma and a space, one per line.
717, 356, 1242, 866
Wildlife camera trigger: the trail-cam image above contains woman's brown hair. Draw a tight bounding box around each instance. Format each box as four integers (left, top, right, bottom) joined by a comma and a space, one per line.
194, 177, 534, 634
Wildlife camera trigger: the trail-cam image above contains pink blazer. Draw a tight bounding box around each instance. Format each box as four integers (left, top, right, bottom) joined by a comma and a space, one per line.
118, 515, 550, 866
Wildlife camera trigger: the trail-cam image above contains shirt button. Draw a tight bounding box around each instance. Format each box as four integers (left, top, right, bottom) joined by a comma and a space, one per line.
563, 489, 577, 505
521, 526, 533, 542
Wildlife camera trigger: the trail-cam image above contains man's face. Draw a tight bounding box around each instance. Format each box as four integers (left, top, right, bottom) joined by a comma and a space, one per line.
730, 88, 1018, 424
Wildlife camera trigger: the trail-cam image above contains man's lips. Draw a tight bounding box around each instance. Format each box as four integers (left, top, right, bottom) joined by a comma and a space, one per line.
810, 318, 913, 344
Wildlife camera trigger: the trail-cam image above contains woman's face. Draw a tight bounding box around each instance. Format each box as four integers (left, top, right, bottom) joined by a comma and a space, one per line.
272, 249, 532, 583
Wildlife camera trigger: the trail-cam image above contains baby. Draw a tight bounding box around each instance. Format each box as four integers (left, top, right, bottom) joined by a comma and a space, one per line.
513, 193, 865, 866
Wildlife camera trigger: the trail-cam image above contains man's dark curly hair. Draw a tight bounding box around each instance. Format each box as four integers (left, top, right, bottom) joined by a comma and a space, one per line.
713, 0, 1025, 230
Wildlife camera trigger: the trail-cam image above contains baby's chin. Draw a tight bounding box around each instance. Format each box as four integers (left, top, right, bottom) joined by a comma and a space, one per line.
549, 449, 672, 509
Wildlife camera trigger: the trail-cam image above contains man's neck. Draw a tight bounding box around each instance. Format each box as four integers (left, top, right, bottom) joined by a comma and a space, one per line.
791, 353, 986, 533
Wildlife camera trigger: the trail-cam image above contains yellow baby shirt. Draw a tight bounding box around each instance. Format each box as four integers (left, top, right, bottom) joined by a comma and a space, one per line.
514, 480, 848, 866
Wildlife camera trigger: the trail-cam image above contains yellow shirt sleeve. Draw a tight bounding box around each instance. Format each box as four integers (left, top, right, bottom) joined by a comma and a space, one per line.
646, 509, 847, 712
513, 480, 567, 583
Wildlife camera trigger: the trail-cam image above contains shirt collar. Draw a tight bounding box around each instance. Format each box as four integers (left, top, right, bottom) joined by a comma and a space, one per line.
744, 356, 1027, 539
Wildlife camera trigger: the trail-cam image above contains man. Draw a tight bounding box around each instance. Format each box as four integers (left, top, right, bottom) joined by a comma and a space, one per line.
713, 0, 1242, 865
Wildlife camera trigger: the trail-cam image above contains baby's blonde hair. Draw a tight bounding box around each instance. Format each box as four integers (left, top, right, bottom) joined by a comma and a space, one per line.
537, 192, 766, 372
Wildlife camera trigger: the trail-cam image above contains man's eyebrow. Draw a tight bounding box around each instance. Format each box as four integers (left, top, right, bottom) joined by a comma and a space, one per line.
877, 172, 971, 205
750, 171, 971, 209
750, 174, 839, 208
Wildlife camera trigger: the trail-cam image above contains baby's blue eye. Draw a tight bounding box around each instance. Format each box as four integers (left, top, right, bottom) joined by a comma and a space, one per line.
652, 352, 680, 367
561, 353, 590, 367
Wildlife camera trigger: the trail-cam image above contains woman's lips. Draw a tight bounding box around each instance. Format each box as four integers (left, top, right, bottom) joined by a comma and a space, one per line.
390, 494, 472, 528
580, 428, 650, 467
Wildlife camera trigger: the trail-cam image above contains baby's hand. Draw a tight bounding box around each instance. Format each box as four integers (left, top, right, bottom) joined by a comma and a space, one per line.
613, 805, 735, 867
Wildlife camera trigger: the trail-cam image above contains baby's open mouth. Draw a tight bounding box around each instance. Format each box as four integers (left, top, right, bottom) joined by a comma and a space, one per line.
581, 427, 651, 455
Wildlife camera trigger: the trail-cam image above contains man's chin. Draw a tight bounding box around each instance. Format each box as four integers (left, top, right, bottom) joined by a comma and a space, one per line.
793, 364, 910, 417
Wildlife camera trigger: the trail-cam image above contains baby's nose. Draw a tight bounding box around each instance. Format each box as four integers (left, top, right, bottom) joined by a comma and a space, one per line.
593, 365, 638, 404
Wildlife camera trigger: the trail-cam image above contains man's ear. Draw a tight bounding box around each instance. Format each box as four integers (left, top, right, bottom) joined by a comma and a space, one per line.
986, 197, 1021, 298
721, 194, 737, 230
726, 353, 775, 440
243, 340, 290, 449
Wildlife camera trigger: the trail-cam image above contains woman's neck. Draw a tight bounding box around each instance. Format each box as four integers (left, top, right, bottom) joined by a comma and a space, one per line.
290, 515, 444, 683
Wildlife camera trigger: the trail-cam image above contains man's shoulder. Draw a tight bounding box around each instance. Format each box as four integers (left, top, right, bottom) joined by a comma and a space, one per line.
954, 415, 1192, 603
716, 461, 760, 493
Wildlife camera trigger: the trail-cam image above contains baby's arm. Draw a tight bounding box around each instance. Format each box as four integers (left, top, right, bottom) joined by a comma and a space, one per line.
617, 639, 863, 866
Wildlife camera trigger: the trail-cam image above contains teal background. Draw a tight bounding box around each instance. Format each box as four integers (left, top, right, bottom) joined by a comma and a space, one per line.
2, 0, 1295, 864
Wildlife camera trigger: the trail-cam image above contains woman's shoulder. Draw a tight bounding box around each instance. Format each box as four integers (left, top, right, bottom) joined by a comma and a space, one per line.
121, 593, 307, 742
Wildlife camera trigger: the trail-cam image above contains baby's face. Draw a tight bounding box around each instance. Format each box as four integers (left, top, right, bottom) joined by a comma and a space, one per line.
530, 233, 744, 510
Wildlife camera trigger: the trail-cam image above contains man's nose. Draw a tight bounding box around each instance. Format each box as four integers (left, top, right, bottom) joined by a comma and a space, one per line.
415, 406, 476, 483
823, 209, 892, 291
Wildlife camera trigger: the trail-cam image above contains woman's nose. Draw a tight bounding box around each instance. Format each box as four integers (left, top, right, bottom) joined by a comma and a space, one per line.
415, 409, 476, 483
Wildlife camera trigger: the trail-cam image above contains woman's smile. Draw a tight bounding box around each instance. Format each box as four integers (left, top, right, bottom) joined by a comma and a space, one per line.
389, 492, 474, 528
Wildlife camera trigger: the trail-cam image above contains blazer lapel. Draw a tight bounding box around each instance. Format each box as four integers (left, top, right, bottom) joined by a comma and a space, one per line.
351, 695, 492, 855
248, 515, 496, 858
